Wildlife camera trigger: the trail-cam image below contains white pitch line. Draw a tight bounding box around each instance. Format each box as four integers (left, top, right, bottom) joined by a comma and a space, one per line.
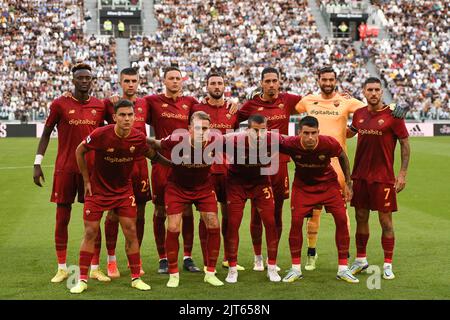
0, 165, 54, 170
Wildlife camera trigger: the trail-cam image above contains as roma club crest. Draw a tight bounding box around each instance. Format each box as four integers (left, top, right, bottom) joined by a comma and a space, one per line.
359, 119, 365, 123
318, 155, 326, 161
278, 103, 284, 109
107, 148, 114, 153
91, 109, 97, 115
334, 100, 340, 108
182, 104, 189, 110
378, 119, 385, 126
137, 107, 143, 113
130, 146, 136, 153
226, 113, 232, 119
69, 109, 75, 114
162, 103, 168, 108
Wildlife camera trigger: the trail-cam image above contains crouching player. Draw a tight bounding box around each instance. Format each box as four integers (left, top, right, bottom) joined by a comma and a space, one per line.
70, 99, 170, 293
279, 116, 358, 283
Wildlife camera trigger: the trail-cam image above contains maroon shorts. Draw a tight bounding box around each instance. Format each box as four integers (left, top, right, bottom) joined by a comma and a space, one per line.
50, 171, 85, 204
131, 157, 151, 204
351, 179, 398, 212
291, 182, 346, 218
211, 173, 227, 203
270, 162, 290, 200
151, 163, 171, 206
83, 195, 137, 221
226, 177, 275, 212
165, 181, 218, 215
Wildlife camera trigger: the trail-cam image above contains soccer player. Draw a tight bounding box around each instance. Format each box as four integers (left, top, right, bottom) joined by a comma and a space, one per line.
347, 77, 410, 280
33, 63, 109, 283
294, 66, 364, 271
190, 72, 245, 272
69, 99, 169, 293
103, 67, 150, 278
238, 67, 302, 271
145, 67, 201, 274
225, 114, 281, 283
279, 116, 358, 283
148, 111, 224, 288
294, 66, 408, 271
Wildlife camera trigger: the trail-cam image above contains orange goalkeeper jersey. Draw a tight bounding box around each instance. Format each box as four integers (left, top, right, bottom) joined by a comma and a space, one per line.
295, 93, 365, 151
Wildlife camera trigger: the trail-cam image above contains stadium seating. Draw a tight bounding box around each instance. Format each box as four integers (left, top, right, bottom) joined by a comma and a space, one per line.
0, 0, 118, 121
131, 0, 369, 101
366, 0, 449, 120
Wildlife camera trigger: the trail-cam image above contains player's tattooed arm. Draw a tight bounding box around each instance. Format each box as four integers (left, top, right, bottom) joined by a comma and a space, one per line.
33, 125, 54, 187
396, 137, 410, 193
338, 150, 353, 202
346, 125, 358, 138
75, 142, 92, 196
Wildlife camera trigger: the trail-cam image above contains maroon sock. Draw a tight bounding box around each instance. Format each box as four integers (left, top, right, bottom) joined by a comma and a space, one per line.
153, 214, 166, 259
356, 233, 369, 258
382, 236, 395, 263
206, 227, 221, 272
250, 205, 262, 256
199, 219, 208, 266
182, 214, 194, 257
79, 250, 93, 281
165, 230, 180, 274
91, 227, 102, 265
127, 252, 141, 279
105, 218, 119, 256
136, 217, 145, 248
55, 205, 71, 264
289, 215, 303, 265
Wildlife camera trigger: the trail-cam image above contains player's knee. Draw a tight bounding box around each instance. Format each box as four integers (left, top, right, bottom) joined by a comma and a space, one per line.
355, 211, 369, 223
84, 226, 99, 242
380, 220, 394, 234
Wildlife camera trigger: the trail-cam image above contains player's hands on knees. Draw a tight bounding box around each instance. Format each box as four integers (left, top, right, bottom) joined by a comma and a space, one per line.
84, 181, 93, 197
33, 165, 45, 187
343, 182, 353, 202
395, 172, 407, 193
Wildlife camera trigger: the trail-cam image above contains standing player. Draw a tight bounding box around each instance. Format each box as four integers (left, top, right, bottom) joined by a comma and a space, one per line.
294, 66, 364, 271
278, 116, 358, 283
191, 72, 245, 271
225, 114, 281, 283
69, 99, 169, 293
148, 111, 224, 288
294, 66, 408, 271
347, 78, 410, 280
238, 67, 302, 271
145, 66, 200, 273
33, 63, 109, 283
103, 68, 150, 278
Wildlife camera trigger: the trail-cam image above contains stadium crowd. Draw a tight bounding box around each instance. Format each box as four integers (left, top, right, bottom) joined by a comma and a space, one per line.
0, 0, 118, 121
366, 0, 449, 120
1, 0, 448, 121
130, 0, 369, 102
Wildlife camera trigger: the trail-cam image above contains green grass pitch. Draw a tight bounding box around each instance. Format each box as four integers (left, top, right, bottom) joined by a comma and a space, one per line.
0, 137, 449, 300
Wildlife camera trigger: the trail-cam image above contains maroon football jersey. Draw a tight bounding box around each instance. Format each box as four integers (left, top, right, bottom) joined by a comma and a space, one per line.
45, 95, 106, 173
279, 134, 342, 190
83, 125, 149, 198
160, 131, 215, 189
350, 106, 408, 184
145, 94, 198, 159
238, 92, 302, 162
191, 100, 239, 174
226, 131, 278, 184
